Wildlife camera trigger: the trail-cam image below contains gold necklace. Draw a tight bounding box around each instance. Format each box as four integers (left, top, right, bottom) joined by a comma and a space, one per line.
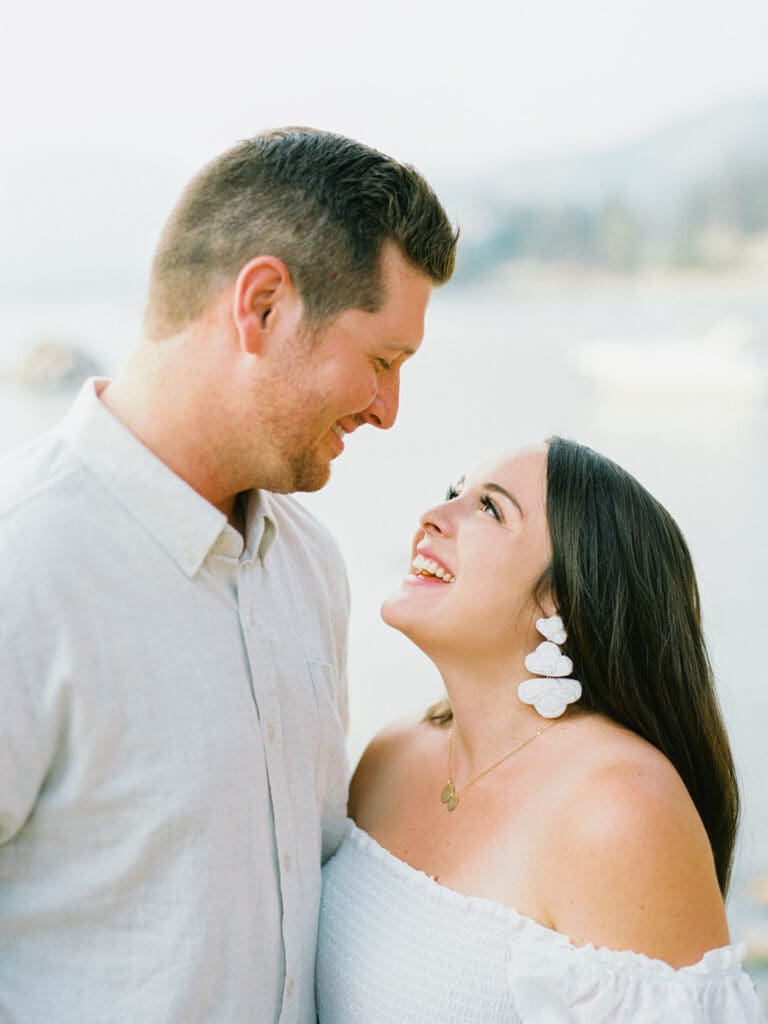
440, 723, 558, 811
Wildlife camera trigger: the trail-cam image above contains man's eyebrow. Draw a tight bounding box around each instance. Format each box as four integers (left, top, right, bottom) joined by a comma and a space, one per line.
485, 483, 523, 516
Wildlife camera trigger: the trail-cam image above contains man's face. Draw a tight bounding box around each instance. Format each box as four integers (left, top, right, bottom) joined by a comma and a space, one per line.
254, 244, 434, 493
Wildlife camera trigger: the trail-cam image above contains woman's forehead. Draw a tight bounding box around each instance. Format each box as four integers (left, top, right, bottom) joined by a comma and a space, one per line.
464, 445, 548, 487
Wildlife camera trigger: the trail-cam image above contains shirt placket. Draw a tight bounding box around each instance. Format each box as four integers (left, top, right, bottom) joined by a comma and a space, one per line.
238, 557, 302, 1024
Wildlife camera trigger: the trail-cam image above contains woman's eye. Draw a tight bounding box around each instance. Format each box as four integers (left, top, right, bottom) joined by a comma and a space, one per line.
445, 484, 459, 500
480, 494, 502, 521
376, 357, 392, 372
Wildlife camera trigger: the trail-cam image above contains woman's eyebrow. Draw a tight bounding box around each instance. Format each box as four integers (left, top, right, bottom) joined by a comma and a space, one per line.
485, 482, 523, 516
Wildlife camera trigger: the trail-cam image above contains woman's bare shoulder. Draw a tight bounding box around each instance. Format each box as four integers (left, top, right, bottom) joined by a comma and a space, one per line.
541, 718, 729, 966
348, 711, 446, 820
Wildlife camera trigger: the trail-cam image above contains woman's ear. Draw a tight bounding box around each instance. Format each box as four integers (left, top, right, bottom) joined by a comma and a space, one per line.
534, 568, 558, 621
231, 256, 303, 354
538, 596, 559, 620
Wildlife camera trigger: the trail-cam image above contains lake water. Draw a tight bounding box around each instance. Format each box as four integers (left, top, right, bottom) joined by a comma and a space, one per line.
2, 268, 767, 1004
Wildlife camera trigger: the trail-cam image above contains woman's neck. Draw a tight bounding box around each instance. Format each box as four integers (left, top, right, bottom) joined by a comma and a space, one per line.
435, 657, 553, 775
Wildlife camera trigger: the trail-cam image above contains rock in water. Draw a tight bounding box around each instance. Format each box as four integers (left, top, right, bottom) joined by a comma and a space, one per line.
14, 342, 103, 393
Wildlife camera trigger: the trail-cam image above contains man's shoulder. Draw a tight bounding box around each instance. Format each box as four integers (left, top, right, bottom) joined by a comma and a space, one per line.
0, 430, 82, 522
0, 430, 100, 569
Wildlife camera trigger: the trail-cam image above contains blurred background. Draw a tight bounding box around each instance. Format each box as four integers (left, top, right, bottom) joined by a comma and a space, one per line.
2, 0, 767, 1005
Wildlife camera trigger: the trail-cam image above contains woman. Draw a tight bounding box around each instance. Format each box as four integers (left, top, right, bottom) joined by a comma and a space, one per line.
316, 438, 765, 1022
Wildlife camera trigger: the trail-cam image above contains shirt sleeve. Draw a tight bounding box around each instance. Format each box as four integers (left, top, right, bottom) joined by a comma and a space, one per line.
0, 624, 58, 844
507, 934, 766, 1023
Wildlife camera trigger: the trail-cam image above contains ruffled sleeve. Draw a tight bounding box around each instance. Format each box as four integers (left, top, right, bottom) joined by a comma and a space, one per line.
507, 930, 766, 1023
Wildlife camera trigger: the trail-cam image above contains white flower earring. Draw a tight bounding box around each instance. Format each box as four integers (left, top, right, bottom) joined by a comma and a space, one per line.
517, 615, 582, 719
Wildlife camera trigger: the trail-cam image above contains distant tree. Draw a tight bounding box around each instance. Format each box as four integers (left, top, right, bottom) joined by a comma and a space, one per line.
453, 157, 768, 281
595, 200, 642, 271
672, 159, 768, 266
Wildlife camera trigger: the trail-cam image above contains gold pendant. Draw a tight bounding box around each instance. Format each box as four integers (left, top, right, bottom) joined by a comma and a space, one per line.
440, 782, 459, 812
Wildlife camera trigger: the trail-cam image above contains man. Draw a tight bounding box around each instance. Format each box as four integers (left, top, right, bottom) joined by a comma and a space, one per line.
0, 128, 456, 1023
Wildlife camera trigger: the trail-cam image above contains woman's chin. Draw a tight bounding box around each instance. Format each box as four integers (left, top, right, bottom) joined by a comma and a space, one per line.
380, 588, 407, 631
380, 578, 446, 643
379, 581, 427, 635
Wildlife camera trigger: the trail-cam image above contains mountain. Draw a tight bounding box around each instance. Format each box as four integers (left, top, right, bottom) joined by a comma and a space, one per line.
439, 93, 768, 277
444, 93, 768, 229
2, 94, 767, 304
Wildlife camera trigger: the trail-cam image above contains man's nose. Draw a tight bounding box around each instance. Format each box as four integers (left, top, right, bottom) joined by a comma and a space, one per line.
361, 371, 400, 430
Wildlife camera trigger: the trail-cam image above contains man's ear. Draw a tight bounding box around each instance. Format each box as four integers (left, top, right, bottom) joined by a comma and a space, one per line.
231, 256, 303, 354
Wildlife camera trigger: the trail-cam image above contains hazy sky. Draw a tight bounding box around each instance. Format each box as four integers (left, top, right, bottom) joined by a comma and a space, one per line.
3, 0, 768, 180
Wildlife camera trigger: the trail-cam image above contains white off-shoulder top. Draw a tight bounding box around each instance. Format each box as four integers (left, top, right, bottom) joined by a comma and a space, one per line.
316, 821, 765, 1023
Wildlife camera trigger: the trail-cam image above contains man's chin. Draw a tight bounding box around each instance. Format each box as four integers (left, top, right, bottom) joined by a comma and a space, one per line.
288, 456, 333, 494
256, 449, 334, 495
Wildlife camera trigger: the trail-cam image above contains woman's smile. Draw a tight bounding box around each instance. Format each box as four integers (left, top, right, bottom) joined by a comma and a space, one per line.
409, 552, 456, 583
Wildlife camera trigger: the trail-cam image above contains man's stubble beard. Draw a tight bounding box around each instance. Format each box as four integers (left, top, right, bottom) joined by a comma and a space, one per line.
243, 407, 333, 494
285, 446, 333, 493
269, 320, 337, 494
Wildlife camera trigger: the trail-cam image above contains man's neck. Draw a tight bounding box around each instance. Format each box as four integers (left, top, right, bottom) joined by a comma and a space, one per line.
100, 342, 241, 519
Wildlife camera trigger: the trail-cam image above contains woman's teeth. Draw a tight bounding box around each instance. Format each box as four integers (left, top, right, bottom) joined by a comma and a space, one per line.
411, 554, 455, 583
332, 423, 346, 439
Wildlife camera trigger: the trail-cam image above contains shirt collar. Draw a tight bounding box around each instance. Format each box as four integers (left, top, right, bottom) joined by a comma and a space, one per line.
59, 378, 276, 577
243, 489, 278, 564
211, 490, 278, 566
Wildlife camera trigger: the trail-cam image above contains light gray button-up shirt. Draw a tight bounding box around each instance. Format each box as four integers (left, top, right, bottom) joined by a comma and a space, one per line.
0, 380, 350, 1023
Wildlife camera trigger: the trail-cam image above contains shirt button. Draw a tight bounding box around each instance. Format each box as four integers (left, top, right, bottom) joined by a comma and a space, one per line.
285, 978, 295, 998
283, 851, 291, 873
267, 722, 274, 743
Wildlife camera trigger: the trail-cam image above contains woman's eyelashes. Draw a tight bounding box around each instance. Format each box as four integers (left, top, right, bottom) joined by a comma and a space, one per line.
444, 483, 503, 522
480, 494, 502, 521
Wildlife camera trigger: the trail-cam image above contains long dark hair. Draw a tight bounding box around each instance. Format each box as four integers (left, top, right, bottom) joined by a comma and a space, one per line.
426, 437, 740, 895
542, 436, 739, 895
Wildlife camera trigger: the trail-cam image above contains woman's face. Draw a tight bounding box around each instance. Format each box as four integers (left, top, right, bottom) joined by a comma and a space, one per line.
381, 446, 554, 662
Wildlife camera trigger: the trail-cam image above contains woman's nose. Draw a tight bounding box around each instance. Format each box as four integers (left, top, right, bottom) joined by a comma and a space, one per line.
419, 500, 451, 536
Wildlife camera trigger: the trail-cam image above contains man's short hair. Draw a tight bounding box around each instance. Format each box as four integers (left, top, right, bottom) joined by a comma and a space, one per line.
144, 127, 458, 338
